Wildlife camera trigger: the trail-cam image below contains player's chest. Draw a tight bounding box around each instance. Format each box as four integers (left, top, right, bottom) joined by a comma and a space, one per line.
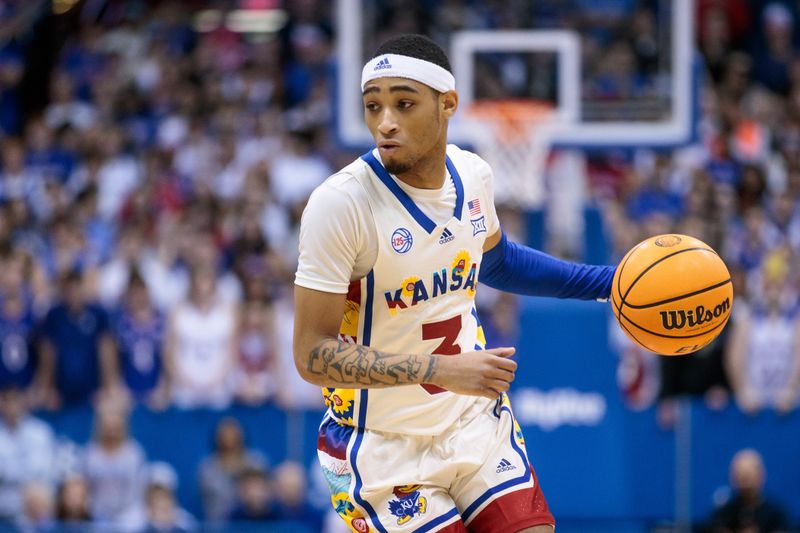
372, 217, 484, 311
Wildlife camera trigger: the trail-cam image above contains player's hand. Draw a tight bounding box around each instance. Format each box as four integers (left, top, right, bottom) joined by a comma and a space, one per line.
428, 347, 517, 399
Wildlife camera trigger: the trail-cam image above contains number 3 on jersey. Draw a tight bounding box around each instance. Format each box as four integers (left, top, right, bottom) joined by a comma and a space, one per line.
421, 315, 461, 394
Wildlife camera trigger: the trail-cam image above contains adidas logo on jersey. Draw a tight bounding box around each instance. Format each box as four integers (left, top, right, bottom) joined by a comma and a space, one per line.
496, 458, 516, 473
438, 228, 455, 244
374, 57, 392, 71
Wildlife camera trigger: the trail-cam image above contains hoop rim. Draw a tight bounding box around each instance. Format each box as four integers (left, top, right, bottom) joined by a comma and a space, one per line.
461, 99, 558, 144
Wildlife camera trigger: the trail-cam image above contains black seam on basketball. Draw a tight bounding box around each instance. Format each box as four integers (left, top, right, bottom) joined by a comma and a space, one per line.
616, 306, 729, 339
620, 247, 714, 305
623, 279, 732, 309
613, 301, 659, 352
616, 240, 648, 306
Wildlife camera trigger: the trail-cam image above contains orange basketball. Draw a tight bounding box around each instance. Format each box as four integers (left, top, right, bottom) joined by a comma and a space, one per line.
611, 234, 734, 356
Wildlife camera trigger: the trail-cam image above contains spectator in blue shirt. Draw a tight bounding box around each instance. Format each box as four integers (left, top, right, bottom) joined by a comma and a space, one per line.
706, 132, 742, 187
0, 288, 36, 389
23, 119, 75, 184
625, 158, 685, 222
229, 466, 278, 522
112, 271, 167, 408
0, 44, 22, 136
272, 461, 324, 531
751, 3, 795, 96
34, 270, 119, 408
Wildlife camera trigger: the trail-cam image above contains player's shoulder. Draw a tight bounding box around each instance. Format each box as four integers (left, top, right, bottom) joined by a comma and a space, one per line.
446, 144, 492, 179
321, 157, 370, 190
316, 158, 372, 196
307, 158, 372, 212
447, 143, 480, 162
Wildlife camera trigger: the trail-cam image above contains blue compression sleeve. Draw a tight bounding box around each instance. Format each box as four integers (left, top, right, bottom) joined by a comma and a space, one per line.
480, 233, 615, 300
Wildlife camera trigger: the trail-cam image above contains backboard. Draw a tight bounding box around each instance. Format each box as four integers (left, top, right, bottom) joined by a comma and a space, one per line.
335, 0, 696, 150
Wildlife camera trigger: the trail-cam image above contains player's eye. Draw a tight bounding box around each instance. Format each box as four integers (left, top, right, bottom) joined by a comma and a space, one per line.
398, 100, 414, 110
364, 102, 379, 112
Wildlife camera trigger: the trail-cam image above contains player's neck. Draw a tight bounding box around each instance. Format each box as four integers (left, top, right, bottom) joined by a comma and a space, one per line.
394, 139, 447, 190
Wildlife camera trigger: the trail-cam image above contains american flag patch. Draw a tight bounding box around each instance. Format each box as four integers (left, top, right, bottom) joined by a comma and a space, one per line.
468, 198, 481, 216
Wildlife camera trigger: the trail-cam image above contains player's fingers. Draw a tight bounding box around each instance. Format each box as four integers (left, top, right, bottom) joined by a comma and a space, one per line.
486, 346, 516, 358
469, 384, 495, 400
486, 379, 511, 394
480, 388, 498, 400
491, 356, 518, 372
487, 367, 515, 383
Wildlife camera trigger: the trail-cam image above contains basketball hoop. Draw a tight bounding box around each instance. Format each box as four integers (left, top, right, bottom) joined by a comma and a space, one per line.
462, 100, 558, 208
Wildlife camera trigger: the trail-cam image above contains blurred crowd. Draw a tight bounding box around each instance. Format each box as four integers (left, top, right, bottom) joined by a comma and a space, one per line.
0, 0, 338, 415
0, 385, 329, 531
0, 0, 335, 530
0, 0, 797, 530
599, 0, 800, 427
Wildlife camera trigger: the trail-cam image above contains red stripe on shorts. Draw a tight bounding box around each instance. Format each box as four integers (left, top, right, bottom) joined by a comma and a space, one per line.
467, 465, 555, 533
435, 519, 468, 532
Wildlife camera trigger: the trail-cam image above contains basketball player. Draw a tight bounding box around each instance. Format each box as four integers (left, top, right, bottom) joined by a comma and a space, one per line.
294, 34, 614, 533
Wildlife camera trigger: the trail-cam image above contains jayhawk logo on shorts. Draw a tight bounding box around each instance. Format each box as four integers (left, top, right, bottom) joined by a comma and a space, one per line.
388, 485, 427, 525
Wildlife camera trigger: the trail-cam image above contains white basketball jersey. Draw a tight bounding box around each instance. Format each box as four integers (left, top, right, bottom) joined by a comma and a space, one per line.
323, 146, 493, 435
173, 300, 235, 386
747, 313, 796, 403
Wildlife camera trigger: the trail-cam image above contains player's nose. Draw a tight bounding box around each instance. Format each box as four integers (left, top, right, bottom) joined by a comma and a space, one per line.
377, 109, 399, 135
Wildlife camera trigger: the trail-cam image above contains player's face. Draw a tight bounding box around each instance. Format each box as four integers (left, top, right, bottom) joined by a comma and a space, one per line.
362, 77, 455, 174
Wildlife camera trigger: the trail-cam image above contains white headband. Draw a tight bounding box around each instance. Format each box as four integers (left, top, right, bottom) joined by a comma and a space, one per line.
361, 53, 455, 93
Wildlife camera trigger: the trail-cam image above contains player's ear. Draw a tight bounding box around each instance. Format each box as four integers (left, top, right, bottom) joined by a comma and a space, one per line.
440, 90, 458, 119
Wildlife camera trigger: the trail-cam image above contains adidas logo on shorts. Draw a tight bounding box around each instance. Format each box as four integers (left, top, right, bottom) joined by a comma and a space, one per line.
374, 57, 392, 71
439, 227, 455, 244
496, 458, 516, 473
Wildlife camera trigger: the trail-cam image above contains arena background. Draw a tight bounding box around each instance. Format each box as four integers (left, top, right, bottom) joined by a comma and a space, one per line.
0, 0, 797, 532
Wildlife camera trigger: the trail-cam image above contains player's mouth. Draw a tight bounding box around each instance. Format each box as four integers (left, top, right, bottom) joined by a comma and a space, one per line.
378, 141, 401, 156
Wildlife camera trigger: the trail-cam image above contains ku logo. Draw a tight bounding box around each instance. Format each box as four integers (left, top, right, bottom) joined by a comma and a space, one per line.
388, 485, 427, 525
471, 216, 486, 236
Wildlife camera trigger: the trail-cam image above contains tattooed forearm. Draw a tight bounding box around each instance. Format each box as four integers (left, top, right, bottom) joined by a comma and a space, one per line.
422, 356, 437, 383
307, 338, 437, 387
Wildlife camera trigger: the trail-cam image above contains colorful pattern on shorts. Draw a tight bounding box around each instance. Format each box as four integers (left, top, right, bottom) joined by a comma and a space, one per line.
322, 387, 356, 427
319, 417, 371, 532
320, 280, 362, 427
319, 414, 354, 461
472, 306, 486, 349
496, 393, 526, 447
513, 418, 525, 446
331, 491, 370, 532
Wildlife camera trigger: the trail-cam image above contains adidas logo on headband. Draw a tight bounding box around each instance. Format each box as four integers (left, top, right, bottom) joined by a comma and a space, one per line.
362, 54, 455, 92
373, 57, 392, 71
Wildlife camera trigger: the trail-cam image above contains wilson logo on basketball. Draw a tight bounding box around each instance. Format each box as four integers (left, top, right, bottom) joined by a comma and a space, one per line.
659, 297, 731, 330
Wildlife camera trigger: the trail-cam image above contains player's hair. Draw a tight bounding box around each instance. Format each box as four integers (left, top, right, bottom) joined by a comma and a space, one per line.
372, 34, 452, 73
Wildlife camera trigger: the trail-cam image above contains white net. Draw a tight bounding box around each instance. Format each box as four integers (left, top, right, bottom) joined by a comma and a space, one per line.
462, 101, 557, 208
